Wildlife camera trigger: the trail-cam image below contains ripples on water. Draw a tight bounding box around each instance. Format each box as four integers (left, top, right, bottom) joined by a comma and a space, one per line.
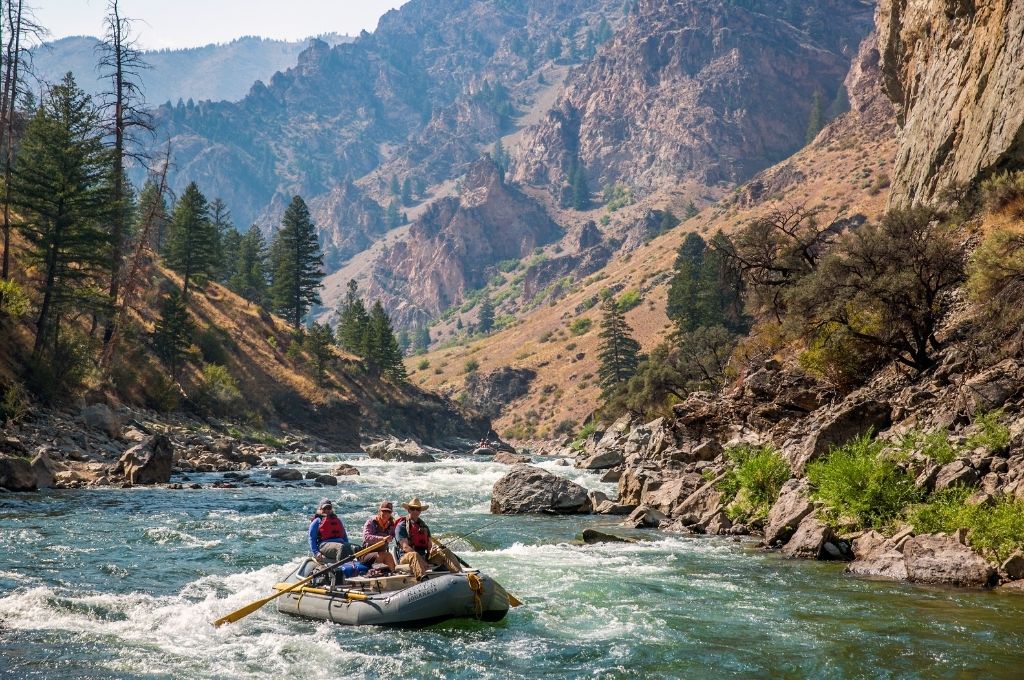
2, 454, 1024, 679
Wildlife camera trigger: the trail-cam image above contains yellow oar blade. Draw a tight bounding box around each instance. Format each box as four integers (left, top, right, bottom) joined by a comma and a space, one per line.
210, 540, 386, 627
507, 592, 523, 607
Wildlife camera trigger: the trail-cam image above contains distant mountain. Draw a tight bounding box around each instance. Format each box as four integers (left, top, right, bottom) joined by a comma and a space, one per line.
31, 33, 353, 105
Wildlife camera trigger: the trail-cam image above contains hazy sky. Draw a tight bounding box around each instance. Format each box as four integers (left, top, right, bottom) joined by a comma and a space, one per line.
36, 0, 405, 49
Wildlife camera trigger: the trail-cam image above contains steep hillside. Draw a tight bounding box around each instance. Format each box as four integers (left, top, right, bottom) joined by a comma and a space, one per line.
32, 34, 352, 105
878, 0, 1024, 206
407, 33, 897, 438
512, 0, 874, 197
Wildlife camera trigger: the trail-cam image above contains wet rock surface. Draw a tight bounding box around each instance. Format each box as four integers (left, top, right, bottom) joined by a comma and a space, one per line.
490, 464, 590, 514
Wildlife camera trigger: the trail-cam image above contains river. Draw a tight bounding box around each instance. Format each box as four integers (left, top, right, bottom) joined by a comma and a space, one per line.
2, 453, 1023, 679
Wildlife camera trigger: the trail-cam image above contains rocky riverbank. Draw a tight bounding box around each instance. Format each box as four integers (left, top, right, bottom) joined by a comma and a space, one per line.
491, 335, 1024, 595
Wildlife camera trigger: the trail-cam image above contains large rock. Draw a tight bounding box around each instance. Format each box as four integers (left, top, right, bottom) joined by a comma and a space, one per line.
31, 452, 58, 489
576, 448, 624, 470
493, 451, 531, 465
269, 467, 304, 481
903, 534, 997, 587
365, 438, 436, 463
116, 435, 173, 485
490, 464, 590, 514
845, 530, 909, 581
80, 404, 125, 439
933, 460, 980, 492
0, 454, 37, 491
764, 479, 813, 546
789, 396, 891, 471
782, 516, 839, 560
582, 528, 638, 545
623, 505, 668, 529
331, 463, 360, 476
956, 360, 1024, 414
878, 0, 1024, 207
671, 474, 725, 521
642, 473, 705, 516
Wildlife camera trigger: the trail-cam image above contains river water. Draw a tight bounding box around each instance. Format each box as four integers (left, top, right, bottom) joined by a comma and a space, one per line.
2, 453, 1023, 679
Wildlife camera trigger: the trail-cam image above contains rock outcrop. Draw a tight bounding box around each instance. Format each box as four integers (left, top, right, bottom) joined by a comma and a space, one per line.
462, 367, 537, 420
365, 438, 437, 463
878, 0, 1024, 206
490, 464, 590, 514
903, 534, 998, 588
0, 455, 37, 491
115, 435, 174, 485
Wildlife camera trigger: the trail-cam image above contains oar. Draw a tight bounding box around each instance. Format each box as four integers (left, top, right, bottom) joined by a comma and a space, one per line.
431, 537, 523, 607
212, 540, 387, 627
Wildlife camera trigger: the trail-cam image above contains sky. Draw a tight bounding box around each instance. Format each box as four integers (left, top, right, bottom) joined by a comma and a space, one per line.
35, 0, 405, 50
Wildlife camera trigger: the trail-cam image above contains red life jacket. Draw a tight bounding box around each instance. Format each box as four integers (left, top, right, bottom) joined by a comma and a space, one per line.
318, 514, 346, 541
396, 516, 431, 551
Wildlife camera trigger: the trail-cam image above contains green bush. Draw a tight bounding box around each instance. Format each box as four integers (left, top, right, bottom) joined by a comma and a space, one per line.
196, 328, 231, 365
417, 358, 430, 370
554, 419, 576, 437
569, 317, 593, 335
965, 409, 1010, 454
193, 364, 243, 417
25, 333, 91, 404
0, 279, 30, 318
894, 428, 958, 464
570, 421, 598, 451
980, 169, 1024, 213
463, 358, 480, 373
616, 290, 642, 312
603, 182, 634, 211
806, 432, 922, 530
496, 259, 520, 273
0, 382, 29, 424
718, 444, 791, 521
910, 486, 1024, 562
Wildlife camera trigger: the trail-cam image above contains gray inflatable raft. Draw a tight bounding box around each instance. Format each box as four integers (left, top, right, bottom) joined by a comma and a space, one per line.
275, 558, 512, 626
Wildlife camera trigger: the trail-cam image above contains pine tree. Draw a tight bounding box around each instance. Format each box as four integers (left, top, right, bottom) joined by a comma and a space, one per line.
805, 89, 824, 144
228, 225, 269, 306
493, 139, 509, 182
269, 195, 324, 329
478, 293, 495, 334
414, 324, 431, 353
164, 181, 216, 300
304, 321, 335, 386
597, 296, 641, 394
666, 232, 707, 330
336, 279, 370, 355
390, 174, 400, 196
386, 199, 402, 228
153, 289, 192, 378
210, 198, 238, 283
571, 164, 590, 210
401, 177, 413, 206
365, 300, 406, 382
397, 329, 411, 354
11, 73, 112, 356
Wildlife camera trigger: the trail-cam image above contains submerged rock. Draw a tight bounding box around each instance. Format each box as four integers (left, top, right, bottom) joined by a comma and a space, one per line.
490, 464, 590, 514
582, 528, 638, 544
270, 467, 304, 481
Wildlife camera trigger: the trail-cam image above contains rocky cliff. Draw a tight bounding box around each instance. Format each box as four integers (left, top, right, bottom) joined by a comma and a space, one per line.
512, 0, 875, 197
365, 159, 561, 327
878, 0, 1024, 206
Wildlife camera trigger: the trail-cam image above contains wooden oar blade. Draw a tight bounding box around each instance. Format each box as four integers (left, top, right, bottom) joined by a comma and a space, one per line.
213, 595, 274, 627
507, 592, 523, 607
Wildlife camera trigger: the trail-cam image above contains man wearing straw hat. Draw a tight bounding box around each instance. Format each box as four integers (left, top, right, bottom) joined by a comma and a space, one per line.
394, 497, 462, 579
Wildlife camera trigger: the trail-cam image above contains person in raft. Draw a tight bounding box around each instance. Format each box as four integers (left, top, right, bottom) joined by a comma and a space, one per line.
394, 497, 462, 579
309, 498, 355, 564
361, 500, 398, 571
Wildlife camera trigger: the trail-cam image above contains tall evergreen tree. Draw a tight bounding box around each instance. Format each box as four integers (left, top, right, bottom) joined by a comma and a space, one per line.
597, 296, 641, 394
336, 278, 370, 356
269, 195, 324, 329
414, 323, 431, 353
210, 198, 238, 283
365, 300, 407, 382
153, 289, 192, 378
304, 321, 335, 387
164, 181, 216, 300
805, 89, 824, 144
493, 139, 509, 182
571, 164, 590, 210
228, 225, 269, 306
478, 293, 495, 334
386, 199, 402, 228
401, 177, 413, 206
11, 73, 112, 356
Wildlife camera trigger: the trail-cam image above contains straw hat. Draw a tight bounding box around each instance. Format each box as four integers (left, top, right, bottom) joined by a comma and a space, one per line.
401, 497, 429, 511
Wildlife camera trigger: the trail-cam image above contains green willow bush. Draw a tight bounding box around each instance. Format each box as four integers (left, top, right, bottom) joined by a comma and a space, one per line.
910, 486, 1024, 562
806, 432, 922, 530
718, 444, 791, 521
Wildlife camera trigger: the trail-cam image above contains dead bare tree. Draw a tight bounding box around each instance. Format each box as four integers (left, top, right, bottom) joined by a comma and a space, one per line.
98, 0, 153, 348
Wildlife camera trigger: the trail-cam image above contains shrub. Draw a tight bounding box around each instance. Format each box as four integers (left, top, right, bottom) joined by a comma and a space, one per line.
806, 432, 922, 530
570, 421, 598, 450
417, 358, 430, 370
965, 409, 1010, 454
603, 182, 634, 211
894, 428, 958, 465
496, 259, 519, 273
967, 226, 1024, 336
616, 290, 642, 312
463, 358, 480, 373
569, 317, 593, 335
798, 323, 884, 391
0, 382, 30, 424
0, 279, 30, 318
553, 419, 576, 437
718, 444, 791, 521
910, 486, 1024, 562
196, 329, 230, 365
193, 364, 243, 417
979, 169, 1024, 214
25, 333, 91, 404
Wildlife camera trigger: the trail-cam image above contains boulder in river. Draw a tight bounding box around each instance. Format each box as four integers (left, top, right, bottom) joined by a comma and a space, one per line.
331, 463, 360, 476
623, 505, 668, 528
490, 464, 590, 514
315, 474, 338, 486
116, 435, 173, 485
576, 448, 624, 470
0, 454, 37, 491
764, 479, 813, 546
782, 515, 840, 560
270, 467, 304, 481
493, 452, 531, 465
365, 438, 436, 463
31, 451, 59, 489
582, 528, 638, 544
904, 534, 997, 587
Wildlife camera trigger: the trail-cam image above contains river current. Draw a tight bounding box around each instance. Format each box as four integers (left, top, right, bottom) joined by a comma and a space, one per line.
1, 453, 1023, 679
